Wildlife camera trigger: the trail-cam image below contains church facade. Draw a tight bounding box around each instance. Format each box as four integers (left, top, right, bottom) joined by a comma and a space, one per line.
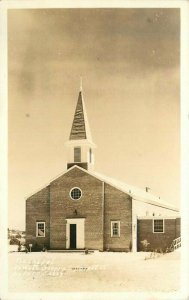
26, 88, 180, 252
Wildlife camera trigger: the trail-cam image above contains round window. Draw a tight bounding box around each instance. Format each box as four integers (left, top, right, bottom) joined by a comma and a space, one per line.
70, 187, 82, 200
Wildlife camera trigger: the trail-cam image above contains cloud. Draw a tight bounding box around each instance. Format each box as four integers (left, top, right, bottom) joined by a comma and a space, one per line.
8, 8, 180, 74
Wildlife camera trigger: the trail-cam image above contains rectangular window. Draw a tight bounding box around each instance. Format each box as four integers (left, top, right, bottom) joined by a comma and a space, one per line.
74, 147, 81, 162
153, 219, 164, 233
36, 222, 45, 237
89, 148, 92, 163
111, 221, 120, 237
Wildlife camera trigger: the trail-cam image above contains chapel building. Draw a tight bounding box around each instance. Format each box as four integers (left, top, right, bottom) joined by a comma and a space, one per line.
26, 87, 180, 252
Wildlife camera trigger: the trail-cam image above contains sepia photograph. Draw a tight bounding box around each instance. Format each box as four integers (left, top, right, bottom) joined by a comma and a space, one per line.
1, 1, 189, 299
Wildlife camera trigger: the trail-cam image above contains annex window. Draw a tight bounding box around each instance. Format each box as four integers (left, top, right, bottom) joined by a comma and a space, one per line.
74, 147, 81, 162
153, 219, 164, 233
111, 221, 120, 237
70, 187, 82, 200
36, 222, 45, 237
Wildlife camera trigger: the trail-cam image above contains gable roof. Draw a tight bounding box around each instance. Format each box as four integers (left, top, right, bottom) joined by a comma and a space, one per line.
26, 165, 179, 212
92, 170, 179, 211
69, 90, 92, 142
74, 166, 178, 211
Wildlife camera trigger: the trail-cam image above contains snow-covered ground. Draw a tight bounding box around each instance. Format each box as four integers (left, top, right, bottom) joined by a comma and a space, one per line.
8, 246, 180, 292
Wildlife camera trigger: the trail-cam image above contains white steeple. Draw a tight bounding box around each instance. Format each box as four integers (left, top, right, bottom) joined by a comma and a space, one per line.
65, 84, 96, 171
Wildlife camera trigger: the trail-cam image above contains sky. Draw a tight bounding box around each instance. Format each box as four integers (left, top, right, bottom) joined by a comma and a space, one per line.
8, 8, 180, 230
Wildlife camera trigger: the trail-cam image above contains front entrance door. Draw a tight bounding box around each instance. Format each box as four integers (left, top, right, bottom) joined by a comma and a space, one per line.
70, 224, 77, 249
66, 218, 85, 249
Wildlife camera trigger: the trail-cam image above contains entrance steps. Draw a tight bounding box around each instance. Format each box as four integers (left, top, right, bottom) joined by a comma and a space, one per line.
47, 249, 95, 253
170, 237, 181, 251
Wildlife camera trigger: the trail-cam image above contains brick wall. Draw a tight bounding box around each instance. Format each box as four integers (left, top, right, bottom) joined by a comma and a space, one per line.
137, 218, 181, 251
26, 167, 133, 251
67, 162, 88, 170
104, 183, 132, 251
28, 166, 181, 252
176, 218, 181, 238
50, 167, 104, 250
26, 186, 50, 249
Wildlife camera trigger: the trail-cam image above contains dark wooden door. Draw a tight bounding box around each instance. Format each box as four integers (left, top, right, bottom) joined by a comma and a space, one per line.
70, 224, 77, 249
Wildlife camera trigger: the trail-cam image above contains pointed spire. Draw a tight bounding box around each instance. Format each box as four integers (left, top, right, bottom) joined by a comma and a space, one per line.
69, 85, 92, 142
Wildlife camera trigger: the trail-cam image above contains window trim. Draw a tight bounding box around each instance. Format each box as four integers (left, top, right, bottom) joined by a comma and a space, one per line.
153, 219, 164, 233
111, 221, 120, 237
36, 221, 45, 237
69, 187, 82, 201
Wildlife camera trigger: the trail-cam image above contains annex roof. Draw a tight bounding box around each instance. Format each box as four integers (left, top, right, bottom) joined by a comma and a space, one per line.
91, 170, 179, 212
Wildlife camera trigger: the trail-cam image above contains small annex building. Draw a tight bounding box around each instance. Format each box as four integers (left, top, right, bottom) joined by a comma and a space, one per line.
26, 87, 180, 252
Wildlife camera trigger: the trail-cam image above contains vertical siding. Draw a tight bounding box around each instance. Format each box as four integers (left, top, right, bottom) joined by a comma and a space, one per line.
133, 199, 179, 218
